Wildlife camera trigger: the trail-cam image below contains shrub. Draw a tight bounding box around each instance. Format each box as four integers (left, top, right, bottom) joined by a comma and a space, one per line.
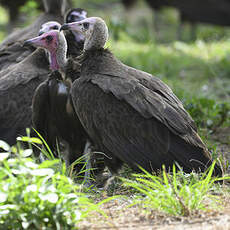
0, 141, 98, 230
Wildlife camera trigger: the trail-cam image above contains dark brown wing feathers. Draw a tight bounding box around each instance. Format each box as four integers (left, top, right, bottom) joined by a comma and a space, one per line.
71, 49, 221, 175
0, 49, 49, 145
32, 70, 88, 166
0, 0, 65, 144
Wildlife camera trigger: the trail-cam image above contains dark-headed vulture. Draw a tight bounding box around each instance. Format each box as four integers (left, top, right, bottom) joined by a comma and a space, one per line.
60, 17, 222, 176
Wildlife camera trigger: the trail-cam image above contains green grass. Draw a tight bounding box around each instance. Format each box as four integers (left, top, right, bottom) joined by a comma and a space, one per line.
121, 164, 227, 216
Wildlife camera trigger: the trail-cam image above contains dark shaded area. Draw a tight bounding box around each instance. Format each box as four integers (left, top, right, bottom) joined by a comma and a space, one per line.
122, 0, 230, 27
32, 70, 88, 167
122, 0, 230, 40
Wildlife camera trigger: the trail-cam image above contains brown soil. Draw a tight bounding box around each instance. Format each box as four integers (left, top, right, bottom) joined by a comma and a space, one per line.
78, 199, 230, 230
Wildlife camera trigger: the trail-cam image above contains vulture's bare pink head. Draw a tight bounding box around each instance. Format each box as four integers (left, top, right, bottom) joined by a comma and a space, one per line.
24, 30, 59, 54
24, 30, 67, 71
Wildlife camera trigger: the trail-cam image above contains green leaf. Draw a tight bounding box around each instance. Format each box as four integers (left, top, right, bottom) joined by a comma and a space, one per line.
31, 168, 54, 176
0, 192, 7, 203
24, 161, 38, 169
21, 149, 33, 157
25, 184, 37, 193
0, 152, 10, 161
17, 136, 43, 145
0, 140, 10, 152
22, 222, 29, 229
39, 193, 58, 203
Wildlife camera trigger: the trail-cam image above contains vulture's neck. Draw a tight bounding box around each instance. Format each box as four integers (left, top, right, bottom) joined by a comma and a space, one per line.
49, 45, 68, 77
49, 51, 60, 71
84, 37, 104, 51
80, 48, 115, 75
72, 31, 85, 44
84, 26, 108, 51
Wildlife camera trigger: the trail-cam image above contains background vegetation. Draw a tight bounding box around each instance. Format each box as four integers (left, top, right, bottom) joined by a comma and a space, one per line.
0, 0, 229, 228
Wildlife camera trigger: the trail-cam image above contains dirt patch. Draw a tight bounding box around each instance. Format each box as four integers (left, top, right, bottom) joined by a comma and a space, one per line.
78, 199, 230, 230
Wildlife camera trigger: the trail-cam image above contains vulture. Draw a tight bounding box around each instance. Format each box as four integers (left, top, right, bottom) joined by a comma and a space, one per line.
60, 17, 222, 176
64, 8, 88, 57
0, 21, 60, 146
0, 8, 88, 146
166, 0, 230, 27
0, 0, 66, 71
121, 0, 230, 40
121, 0, 137, 9
23, 12, 90, 168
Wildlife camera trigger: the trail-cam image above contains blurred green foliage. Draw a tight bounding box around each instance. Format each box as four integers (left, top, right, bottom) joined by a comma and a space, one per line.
20, 0, 40, 18
0, 6, 8, 41
182, 97, 229, 129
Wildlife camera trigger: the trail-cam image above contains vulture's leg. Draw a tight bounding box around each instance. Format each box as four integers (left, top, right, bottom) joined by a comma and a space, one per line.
82, 140, 92, 186
90, 152, 123, 190
103, 171, 115, 191
101, 155, 123, 191
190, 22, 197, 41
39, 151, 46, 162
153, 10, 160, 39
177, 20, 184, 40
62, 141, 71, 168
82, 142, 115, 189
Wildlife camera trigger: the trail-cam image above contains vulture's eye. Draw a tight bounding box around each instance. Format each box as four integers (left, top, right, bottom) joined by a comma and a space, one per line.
52, 26, 58, 30
46, 35, 53, 42
83, 22, 89, 29
70, 15, 75, 22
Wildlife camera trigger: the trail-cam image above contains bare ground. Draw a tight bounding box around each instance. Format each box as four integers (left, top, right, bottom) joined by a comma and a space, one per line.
78, 199, 230, 230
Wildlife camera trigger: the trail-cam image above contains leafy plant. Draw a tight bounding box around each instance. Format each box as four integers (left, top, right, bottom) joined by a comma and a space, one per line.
180, 95, 230, 130
17, 130, 94, 183
0, 141, 100, 230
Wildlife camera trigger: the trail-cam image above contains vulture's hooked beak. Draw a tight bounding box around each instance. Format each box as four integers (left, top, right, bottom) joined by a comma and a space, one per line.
60, 22, 82, 33
23, 36, 43, 48
23, 40, 33, 48
38, 31, 44, 36
60, 23, 70, 31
